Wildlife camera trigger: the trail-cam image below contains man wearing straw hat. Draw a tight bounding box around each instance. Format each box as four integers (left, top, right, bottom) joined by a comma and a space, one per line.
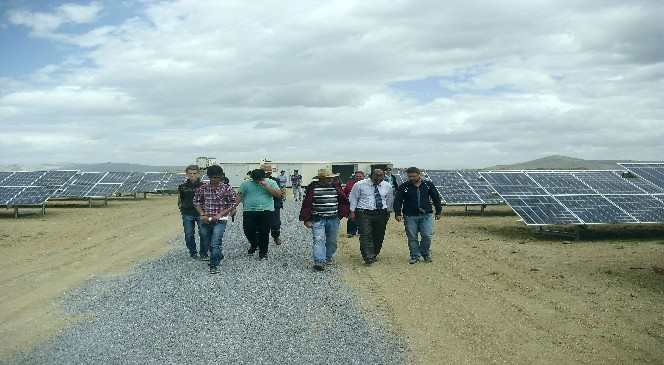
299, 169, 350, 271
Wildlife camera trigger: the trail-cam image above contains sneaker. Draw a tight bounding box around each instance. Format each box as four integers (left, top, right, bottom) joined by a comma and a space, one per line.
200, 256, 210, 261
190, 253, 198, 259
247, 248, 256, 256
274, 237, 282, 246
259, 255, 268, 261
423, 256, 432, 263
209, 266, 220, 274
313, 263, 325, 272
409, 257, 420, 265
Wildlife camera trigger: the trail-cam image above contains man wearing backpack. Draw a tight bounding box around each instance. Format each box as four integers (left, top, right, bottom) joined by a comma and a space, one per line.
393, 167, 443, 264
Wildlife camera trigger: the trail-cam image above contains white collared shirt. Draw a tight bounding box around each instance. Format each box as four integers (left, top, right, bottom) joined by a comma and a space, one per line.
349, 178, 393, 211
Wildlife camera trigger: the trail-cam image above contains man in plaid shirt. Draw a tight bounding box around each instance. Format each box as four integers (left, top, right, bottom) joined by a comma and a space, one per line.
194, 165, 240, 274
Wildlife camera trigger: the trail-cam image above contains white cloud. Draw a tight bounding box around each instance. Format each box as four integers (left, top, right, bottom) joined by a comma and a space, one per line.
2, 0, 664, 168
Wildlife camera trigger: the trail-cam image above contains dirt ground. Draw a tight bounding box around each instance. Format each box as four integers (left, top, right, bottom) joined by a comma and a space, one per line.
2, 198, 664, 364
339, 206, 664, 364
0, 195, 182, 360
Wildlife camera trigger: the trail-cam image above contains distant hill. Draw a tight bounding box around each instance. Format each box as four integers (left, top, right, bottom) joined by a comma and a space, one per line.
485, 155, 639, 171
60, 162, 186, 172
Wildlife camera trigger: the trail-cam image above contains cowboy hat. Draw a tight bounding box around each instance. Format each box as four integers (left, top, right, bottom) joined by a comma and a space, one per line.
317, 168, 338, 178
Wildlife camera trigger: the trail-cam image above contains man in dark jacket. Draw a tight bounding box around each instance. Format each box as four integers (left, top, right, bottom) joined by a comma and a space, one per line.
393, 166, 443, 264
262, 164, 284, 245
299, 169, 350, 271
178, 165, 205, 259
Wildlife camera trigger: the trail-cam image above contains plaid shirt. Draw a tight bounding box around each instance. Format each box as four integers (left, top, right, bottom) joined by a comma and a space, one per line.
193, 182, 238, 216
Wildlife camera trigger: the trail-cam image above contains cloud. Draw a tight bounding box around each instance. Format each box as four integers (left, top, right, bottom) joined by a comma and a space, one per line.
1, 0, 664, 168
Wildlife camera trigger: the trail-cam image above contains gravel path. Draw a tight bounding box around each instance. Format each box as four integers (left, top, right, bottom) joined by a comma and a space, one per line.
12, 201, 407, 364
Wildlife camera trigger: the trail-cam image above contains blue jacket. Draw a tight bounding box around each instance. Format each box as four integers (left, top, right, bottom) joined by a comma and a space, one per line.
394, 180, 443, 216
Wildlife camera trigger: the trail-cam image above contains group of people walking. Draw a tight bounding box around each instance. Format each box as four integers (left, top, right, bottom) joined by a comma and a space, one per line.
178, 164, 442, 274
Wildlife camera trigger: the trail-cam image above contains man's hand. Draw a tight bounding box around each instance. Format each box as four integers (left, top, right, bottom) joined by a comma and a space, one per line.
258, 179, 269, 187
435, 214, 442, 220
351, 212, 356, 220
395, 215, 402, 222
304, 221, 313, 229
200, 215, 210, 224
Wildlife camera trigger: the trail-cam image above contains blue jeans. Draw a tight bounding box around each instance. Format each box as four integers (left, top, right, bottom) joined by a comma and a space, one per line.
404, 214, 433, 259
182, 214, 204, 256
200, 221, 227, 267
312, 217, 340, 264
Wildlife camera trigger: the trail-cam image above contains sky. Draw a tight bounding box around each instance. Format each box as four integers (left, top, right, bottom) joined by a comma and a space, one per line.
0, 0, 663, 169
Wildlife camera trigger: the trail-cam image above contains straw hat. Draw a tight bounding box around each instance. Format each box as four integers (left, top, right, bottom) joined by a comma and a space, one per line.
317, 169, 338, 178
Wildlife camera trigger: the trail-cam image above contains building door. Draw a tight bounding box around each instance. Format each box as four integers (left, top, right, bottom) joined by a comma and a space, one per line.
332, 164, 355, 183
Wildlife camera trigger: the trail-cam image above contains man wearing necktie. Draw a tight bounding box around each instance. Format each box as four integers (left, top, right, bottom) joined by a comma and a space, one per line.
349, 169, 394, 265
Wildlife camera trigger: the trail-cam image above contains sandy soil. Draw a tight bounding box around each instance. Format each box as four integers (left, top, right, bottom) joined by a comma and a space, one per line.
0, 195, 182, 360
339, 206, 664, 364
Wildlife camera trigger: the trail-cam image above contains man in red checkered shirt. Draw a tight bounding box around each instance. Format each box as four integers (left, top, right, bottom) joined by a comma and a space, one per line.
194, 165, 239, 274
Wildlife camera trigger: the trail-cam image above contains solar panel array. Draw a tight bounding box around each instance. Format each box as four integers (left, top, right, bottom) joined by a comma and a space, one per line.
619, 163, 664, 193
424, 170, 502, 205
0, 170, 185, 206
482, 170, 664, 226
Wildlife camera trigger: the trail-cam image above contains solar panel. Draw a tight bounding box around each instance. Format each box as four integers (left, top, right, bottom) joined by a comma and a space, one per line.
11, 186, 53, 205
86, 183, 122, 197
392, 168, 407, 186
2, 171, 47, 186
481, 172, 547, 196
459, 171, 503, 204
527, 172, 595, 195
426, 170, 483, 205
99, 171, 132, 184
118, 172, 144, 193
502, 195, 582, 225
555, 195, 637, 224
0, 172, 14, 185
618, 163, 664, 193
55, 172, 106, 198
573, 171, 645, 195
158, 173, 186, 190
35, 170, 78, 187
0, 187, 23, 205
134, 172, 167, 192
605, 195, 664, 223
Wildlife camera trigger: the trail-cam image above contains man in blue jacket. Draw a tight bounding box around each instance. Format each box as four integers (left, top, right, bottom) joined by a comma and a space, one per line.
393, 167, 443, 264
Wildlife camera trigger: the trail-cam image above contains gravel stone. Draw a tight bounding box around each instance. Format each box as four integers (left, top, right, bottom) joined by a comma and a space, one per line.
12, 201, 407, 364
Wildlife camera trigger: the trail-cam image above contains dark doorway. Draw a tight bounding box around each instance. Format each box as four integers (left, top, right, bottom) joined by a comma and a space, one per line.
332, 164, 355, 183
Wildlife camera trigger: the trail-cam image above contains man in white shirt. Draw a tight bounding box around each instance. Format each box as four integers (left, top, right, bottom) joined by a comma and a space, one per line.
349, 169, 394, 265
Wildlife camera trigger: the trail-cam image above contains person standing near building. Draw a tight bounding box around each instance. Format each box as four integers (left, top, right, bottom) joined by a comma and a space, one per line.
262, 164, 284, 245
393, 167, 443, 264
349, 169, 393, 265
291, 169, 303, 201
239, 169, 282, 259
178, 165, 205, 259
277, 170, 289, 201
194, 165, 240, 274
343, 170, 365, 238
299, 169, 350, 271
384, 167, 399, 190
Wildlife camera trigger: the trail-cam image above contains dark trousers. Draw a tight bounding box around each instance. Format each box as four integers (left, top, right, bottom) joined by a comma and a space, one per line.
346, 217, 359, 236
270, 207, 281, 239
357, 210, 389, 261
243, 210, 271, 257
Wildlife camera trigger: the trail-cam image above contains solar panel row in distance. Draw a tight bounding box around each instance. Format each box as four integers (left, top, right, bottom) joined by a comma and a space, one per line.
618, 163, 664, 193
501, 195, 582, 225
481, 172, 547, 196
572, 171, 644, 195
426, 170, 483, 205
458, 171, 502, 204
54, 172, 106, 198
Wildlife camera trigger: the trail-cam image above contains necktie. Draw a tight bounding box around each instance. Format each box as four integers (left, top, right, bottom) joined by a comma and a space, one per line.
374, 184, 383, 209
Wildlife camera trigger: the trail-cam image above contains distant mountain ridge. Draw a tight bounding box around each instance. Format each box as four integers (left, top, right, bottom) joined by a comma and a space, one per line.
485, 155, 641, 171
60, 162, 186, 172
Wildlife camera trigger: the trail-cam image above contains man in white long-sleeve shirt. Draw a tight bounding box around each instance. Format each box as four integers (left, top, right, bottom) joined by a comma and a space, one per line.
349, 169, 394, 265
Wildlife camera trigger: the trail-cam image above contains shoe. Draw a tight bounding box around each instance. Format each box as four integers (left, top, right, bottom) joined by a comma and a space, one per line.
200, 256, 210, 261
247, 248, 256, 256
259, 255, 268, 261
409, 257, 420, 265
364, 258, 374, 265
220, 254, 225, 260
326, 258, 335, 266
423, 256, 432, 263
274, 238, 282, 246
313, 263, 325, 272
190, 253, 198, 259
209, 266, 220, 274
